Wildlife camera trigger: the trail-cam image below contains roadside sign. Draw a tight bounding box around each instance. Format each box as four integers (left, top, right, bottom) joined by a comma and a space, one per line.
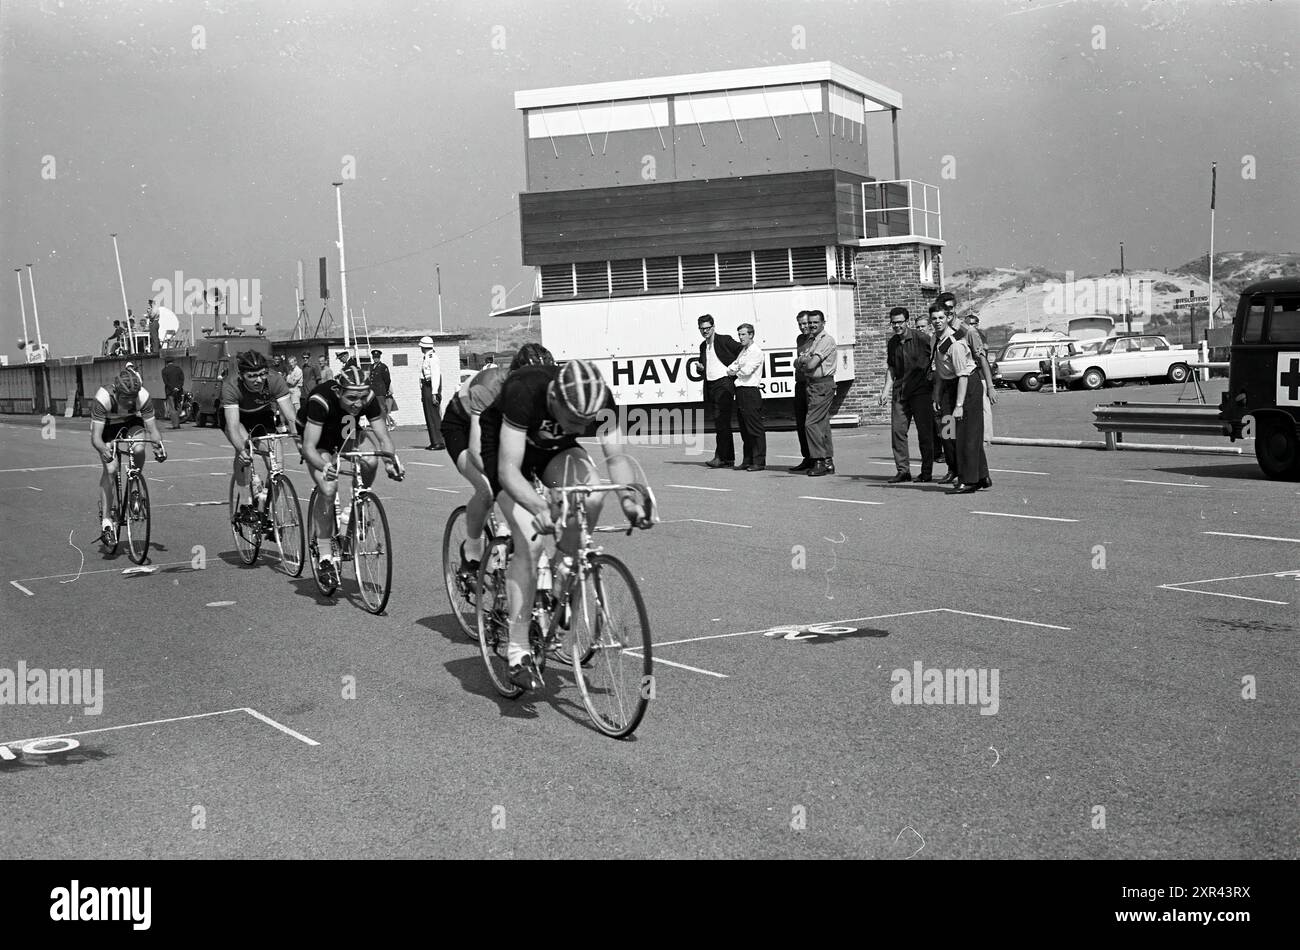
1174, 295, 1209, 309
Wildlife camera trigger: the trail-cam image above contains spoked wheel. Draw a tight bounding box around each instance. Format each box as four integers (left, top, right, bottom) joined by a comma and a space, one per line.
442, 505, 480, 640
229, 474, 261, 565
123, 472, 152, 564
306, 489, 339, 597
100, 492, 121, 555
571, 554, 652, 739
546, 574, 595, 668
351, 492, 393, 614
477, 537, 522, 698
269, 474, 305, 577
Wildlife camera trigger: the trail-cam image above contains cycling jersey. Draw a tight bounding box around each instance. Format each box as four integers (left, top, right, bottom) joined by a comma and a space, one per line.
90, 387, 155, 425
220, 370, 290, 414
458, 366, 510, 414
297, 381, 383, 454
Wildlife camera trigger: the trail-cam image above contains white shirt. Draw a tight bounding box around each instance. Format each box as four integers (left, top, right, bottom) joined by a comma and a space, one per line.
420, 350, 439, 385
704, 335, 729, 382
729, 344, 764, 387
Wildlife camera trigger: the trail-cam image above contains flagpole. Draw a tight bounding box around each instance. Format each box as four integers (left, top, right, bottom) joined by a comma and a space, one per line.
111, 234, 130, 326
1120, 242, 1128, 334
15, 269, 31, 352
26, 264, 44, 354
1208, 162, 1216, 331
332, 182, 350, 353
436, 265, 444, 333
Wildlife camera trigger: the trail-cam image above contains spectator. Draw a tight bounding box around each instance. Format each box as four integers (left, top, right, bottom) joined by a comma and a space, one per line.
317, 355, 334, 383
879, 306, 935, 483
104, 320, 126, 356
697, 314, 742, 469
482, 353, 499, 369
928, 304, 959, 483
943, 307, 991, 494
161, 355, 185, 429
727, 322, 766, 471
911, 311, 930, 335
337, 349, 358, 372
369, 349, 396, 430
789, 311, 814, 472
961, 313, 997, 448
299, 351, 320, 396
419, 335, 444, 450
147, 301, 161, 355
798, 309, 837, 476
285, 356, 303, 412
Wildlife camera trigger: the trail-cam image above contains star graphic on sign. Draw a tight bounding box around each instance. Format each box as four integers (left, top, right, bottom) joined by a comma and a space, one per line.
635, 390, 644, 399
656, 389, 664, 398
678, 388, 686, 396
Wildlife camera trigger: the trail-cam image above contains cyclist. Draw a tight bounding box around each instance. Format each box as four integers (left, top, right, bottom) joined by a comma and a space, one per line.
221, 350, 298, 509
90, 368, 167, 542
298, 364, 405, 585
479, 359, 652, 690
441, 342, 555, 573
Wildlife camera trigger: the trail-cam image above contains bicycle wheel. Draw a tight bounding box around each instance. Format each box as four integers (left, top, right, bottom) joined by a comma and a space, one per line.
351, 492, 393, 614
229, 473, 261, 565
571, 554, 652, 739
476, 537, 522, 698
100, 491, 121, 555
123, 472, 151, 564
441, 505, 479, 640
269, 474, 305, 577
306, 488, 338, 596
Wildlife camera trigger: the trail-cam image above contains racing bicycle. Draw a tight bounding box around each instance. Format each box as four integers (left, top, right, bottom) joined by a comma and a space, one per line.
307, 450, 400, 614
229, 432, 305, 576
99, 436, 165, 564
477, 481, 656, 739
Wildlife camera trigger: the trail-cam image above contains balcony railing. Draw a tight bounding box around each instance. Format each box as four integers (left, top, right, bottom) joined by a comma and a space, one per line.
861, 179, 941, 242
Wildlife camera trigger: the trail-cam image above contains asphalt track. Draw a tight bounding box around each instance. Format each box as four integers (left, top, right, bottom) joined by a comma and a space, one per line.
0, 383, 1295, 859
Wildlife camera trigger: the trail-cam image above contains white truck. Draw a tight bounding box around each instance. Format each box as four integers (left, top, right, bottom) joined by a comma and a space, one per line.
1054, 334, 1193, 390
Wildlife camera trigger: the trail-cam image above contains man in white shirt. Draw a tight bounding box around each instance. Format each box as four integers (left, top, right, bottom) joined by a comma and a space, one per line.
727, 323, 766, 471
697, 314, 742, 468
285, 356, 303, 412
418, 335, 444, 450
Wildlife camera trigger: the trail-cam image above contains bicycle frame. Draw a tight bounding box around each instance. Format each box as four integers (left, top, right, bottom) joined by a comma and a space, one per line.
106, 437, 161, 515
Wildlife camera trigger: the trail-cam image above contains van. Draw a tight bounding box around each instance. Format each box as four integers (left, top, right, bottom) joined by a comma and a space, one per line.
190, 333, 274, 428
995, 337, 1083, 391
1220, 277, 1300, 480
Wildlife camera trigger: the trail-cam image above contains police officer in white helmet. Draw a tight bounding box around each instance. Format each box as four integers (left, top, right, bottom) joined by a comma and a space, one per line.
418, 335, 444, 450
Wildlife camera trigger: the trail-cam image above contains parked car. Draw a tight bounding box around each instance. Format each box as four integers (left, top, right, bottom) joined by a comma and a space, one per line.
1055, 334, 1193, 390
995, 339, 1082, 391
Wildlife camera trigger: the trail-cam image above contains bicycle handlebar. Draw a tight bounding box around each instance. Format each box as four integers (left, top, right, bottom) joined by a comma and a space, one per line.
110, 438, 163, 449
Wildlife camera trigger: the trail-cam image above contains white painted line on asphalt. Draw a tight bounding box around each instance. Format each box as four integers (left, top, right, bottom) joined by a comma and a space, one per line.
242, 707, 320, 746
1158, 568, 1294, 606
0, 455, 233, 474
1157, 585, 1287, 606
9, 580, 34, 596
652, 609, 948, 648
27, 486, 42, 491
800, 496, 884, 505
185, 442, 205, 446
1203, 531, 1300, 544
990, 468, 1050, 476
667, 484, 732, 492
0, 707, 247, 748
940, 608, 1071, 631
13, 559, 196, 584
970, 511, 1078, 522
688, 518, 751, 529
1124, 479, 1209, 488
427, 487, 460, 494
405, 460, 445, 467
625, 651, 727, 678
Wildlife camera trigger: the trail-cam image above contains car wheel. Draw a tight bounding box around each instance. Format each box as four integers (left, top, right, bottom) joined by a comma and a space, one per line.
1019, 374, 1042, 393
1254, 417, 1300, 481
1168, 363, 1190, 384
1081, 368, 1105, 390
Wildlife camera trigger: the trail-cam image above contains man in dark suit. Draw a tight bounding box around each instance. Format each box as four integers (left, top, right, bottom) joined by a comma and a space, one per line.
697, 314, 742, 468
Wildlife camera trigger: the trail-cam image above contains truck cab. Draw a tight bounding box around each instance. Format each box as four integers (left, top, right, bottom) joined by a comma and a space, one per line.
1220, 277, 1300, 480
190, 333, 274, 429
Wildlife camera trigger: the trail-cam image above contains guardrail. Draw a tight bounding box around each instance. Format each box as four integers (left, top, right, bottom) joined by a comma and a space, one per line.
1091, 402, 1228, 450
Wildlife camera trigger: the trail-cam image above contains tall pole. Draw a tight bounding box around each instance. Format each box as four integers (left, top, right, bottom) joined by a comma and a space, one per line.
111, 234, 130, 325
1120, 241, 1128, 334
436, 265, 444, 333
1208, 162, 1216, 332
15, 269, 31, 353
26, 264, 44, 353
332, 182, 350, 352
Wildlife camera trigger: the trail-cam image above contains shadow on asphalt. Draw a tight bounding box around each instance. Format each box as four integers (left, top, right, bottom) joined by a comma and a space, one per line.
1153, 461, 1267, 481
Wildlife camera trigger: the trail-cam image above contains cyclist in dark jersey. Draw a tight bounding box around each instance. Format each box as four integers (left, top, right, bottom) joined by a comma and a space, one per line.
221, 349, 298, 504
90, 369, 167, 541
480, 359, 651, 689
299, 364, 404, 581
442, 343, 554, 570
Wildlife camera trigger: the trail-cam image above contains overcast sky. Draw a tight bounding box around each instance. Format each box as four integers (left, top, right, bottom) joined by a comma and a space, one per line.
1, 0, 1296, 360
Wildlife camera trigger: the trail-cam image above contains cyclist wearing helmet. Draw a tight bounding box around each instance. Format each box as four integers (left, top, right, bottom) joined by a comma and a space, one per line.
90, 369, 167, 541
479, 358, 651, 689
441, 343, 555, 570
298, 364, 404, 583
221, 349, 297, 503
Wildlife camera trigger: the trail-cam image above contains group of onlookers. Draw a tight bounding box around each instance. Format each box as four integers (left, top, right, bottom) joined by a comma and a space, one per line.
697, 292, 993, 492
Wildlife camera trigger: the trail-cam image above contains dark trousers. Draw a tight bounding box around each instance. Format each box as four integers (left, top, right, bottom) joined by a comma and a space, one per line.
936, 378, 959, 477
734, 386, 766, 466
706, 377, 736, 462
956, 374, 990, 485
804, 375, 835, 461
793, 379, 811, 462
890, 388, 935, 475
421, 381, 443, 448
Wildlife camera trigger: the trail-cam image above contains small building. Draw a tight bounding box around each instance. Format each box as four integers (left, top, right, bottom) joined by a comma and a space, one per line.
514, 61, 945, 424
